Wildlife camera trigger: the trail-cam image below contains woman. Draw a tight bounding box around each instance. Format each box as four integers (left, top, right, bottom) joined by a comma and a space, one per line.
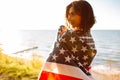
38, 0, 97, 80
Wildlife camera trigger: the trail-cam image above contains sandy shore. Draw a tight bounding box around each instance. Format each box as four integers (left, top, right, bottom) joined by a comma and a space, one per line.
0, 51, 119, 80
92, 65, 120, 80
0, 64, 120, 80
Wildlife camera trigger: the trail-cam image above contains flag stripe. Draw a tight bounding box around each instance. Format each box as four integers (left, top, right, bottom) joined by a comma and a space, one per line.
42, 62, 94, 80
39, 71, 83, 80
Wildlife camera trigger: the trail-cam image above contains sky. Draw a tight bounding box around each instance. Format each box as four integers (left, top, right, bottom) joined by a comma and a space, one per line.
0, 0, 120, 30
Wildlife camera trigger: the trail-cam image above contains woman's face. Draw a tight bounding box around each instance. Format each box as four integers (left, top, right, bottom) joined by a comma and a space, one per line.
68, 6, 81, 28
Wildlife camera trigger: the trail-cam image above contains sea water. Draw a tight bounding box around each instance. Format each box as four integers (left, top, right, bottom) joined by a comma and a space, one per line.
0, 30, 120, 69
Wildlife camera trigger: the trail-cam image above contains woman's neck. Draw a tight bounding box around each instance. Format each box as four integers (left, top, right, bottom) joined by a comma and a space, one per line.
72, 26, 83, 31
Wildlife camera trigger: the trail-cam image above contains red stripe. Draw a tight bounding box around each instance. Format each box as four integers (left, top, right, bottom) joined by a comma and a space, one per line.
39, 71, 83, 80
86, 66, 91, 71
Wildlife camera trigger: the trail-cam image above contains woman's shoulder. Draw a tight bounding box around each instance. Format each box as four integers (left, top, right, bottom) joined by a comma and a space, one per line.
64, 29, 84, 36
58, 26, 87, 39
61, 29, 72, 37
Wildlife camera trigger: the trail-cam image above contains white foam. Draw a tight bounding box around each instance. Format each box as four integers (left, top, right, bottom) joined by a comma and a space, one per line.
91, 65, 120, 80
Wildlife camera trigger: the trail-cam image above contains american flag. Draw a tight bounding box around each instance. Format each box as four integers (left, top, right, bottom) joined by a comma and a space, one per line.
38, 26, 96, 80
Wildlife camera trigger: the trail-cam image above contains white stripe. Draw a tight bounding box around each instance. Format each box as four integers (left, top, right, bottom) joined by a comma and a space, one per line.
43, 62, 95, 80
79, 36, 92, 39
87, 43, 94, 45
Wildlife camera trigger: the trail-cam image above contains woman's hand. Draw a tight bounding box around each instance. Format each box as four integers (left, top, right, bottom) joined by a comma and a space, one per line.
58, 25, 67, 36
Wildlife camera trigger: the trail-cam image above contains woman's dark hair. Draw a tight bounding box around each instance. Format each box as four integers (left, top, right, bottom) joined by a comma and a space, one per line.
66, 0, 95, 32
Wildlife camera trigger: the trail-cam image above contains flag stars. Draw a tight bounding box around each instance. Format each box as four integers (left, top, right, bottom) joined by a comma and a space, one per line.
70, 37, 76, 43
52, 54, 58, 61
76, 57, 79, 60
71, 55, 75, 60
83, 62, 88, 66
56, 42, 59, 48
61, 38, 66, 43
65, 56, 71, 63
71, 46, 78, 53
78, 62, 83, 67
83, 55, 88, 60
81, 46, 87, 52
59, 48, 65, 55
79, 38, 84, 43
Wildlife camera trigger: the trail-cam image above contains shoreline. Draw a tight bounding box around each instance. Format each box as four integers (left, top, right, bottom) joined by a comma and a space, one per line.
92, 65, 120, 80
0, 51, 120, 80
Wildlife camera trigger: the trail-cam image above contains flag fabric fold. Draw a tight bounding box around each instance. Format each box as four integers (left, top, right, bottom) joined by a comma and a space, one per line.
38, 27, 96, 80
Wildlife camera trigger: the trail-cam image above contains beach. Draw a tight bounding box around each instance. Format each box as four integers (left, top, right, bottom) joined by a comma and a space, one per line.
92, 65, 120, 80
0, 52, 120, 80
0, 30, 120, 80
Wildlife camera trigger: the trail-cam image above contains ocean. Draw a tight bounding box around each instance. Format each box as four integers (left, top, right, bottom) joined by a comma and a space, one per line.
0, 30, 120, 68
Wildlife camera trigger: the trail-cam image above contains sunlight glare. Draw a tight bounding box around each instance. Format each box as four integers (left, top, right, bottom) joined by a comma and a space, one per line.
0, 29, 22, 54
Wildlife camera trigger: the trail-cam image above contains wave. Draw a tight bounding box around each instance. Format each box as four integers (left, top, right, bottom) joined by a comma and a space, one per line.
92, 65, 120, 80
